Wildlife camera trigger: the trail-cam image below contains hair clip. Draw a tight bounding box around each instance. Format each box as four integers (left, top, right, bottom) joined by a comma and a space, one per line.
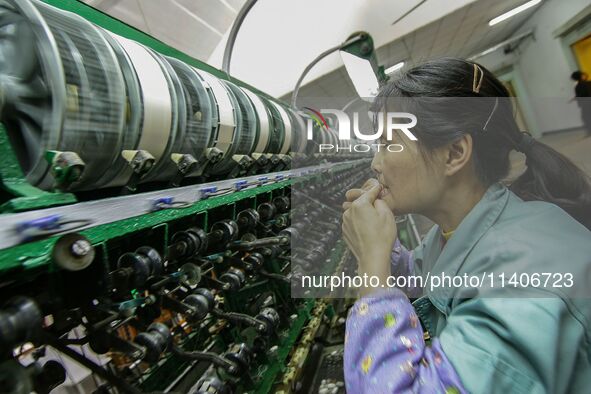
482, 97, 499, 131
472, 64, 484, 93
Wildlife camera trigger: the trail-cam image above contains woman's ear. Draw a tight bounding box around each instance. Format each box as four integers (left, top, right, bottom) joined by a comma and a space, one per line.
444, 134, 473, 176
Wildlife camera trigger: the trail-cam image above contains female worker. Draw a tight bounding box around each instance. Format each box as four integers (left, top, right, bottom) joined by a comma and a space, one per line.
341, 58, 591, 393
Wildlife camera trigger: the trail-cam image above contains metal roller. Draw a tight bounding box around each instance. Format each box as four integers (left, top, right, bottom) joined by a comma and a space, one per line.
0, 0, 319, 193
287, 109, 307, 154
140, 48, 187, 182
269, 101, 292, 155
195, 70, 239, 175
330, 128, 340, 155
96, 30, 143, 188
220, 80, 257, 159
320, 113, 339, 151
101, 34, 177, 188
0, 0, 126, 190
166, 57, 215, 169
299, 112, 321, 156
243, 88, 271, 155
261, 97, 285, 155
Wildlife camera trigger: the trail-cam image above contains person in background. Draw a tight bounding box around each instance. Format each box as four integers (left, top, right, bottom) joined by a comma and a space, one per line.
341, 58, 591, 393
571, 70, 591, 136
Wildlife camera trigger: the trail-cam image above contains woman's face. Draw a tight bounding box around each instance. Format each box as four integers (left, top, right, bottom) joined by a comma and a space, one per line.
371, 128, 446, 216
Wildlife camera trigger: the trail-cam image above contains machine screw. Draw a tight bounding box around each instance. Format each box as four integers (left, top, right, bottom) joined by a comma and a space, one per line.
360, 42, 371, 55
70, 239, 92, 257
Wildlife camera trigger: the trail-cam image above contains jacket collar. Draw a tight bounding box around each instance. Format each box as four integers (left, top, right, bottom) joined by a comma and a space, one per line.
426, 182, 510, 314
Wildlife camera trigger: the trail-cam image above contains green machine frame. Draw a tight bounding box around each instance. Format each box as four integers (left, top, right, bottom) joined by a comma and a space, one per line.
0, 0, 290, 214
0, 3, 415, 392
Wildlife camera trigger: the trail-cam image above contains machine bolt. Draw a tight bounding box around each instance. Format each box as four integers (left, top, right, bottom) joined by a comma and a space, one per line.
360, 42, 371, 55
70, 239, 92, 257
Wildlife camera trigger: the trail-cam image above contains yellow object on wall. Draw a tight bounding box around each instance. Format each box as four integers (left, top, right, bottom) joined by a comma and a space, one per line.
572, 34, 591, 77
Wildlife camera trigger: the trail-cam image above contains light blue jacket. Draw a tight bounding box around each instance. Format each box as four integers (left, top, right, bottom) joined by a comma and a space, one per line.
409, 182, 591, 393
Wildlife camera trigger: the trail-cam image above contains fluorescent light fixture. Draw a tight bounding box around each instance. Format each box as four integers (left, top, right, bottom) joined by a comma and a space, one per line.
489, 0, 541, 26
340, 51, 380, 99
385, 61, 405, 74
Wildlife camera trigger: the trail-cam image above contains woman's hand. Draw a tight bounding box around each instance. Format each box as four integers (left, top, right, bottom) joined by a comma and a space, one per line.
342, 178, 379, 211
342, 179, 398, 293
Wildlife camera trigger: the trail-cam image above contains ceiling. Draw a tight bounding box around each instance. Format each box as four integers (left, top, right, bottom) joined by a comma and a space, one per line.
206, 0, 478, 96
79, 0, 542, 100
377, 0, 538, 68
81, 0, 479, 96
283, 0, 542, 101
81, 0, 246, 62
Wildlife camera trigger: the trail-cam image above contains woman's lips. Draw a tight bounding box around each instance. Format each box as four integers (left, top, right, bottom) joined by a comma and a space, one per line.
379, 185, 390, 199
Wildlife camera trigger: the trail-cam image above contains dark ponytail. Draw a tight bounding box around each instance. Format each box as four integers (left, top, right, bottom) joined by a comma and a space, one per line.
372, 57, 591, 229
511, 137, 591, 229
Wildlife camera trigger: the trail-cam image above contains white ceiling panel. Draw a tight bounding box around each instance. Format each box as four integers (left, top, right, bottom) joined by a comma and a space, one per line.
81, 0, 246, 62
208, 0, 479, 96
174, 0, 236, 35
223, 0, 244, 12
81, 0, 542, 99
82, 0, 150, 33
283, 0, 543, 101
138, 1, 221, 57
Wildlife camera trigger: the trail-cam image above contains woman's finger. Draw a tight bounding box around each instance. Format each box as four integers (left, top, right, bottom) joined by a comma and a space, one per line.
356, 184, 382, 205
342, 202, 352, 211
362, 178, 379, 190
345, 188, 364, 202
344, 179, 379, 203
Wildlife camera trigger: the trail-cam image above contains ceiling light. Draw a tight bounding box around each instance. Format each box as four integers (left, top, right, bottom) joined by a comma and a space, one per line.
292, 32, 383, 107
385, 61, 405, 74
489, 0, 542, 26
339, 32, 383, 101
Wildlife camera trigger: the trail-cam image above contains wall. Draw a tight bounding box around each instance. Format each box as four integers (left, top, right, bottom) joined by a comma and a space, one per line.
477, 0, 591, 135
